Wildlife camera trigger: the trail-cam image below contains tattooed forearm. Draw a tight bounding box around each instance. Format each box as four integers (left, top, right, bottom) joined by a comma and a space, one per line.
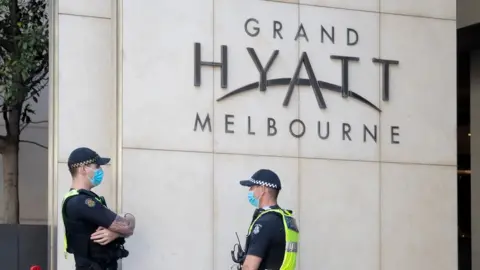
108, 213, 135, 237
125, 213, 135, 231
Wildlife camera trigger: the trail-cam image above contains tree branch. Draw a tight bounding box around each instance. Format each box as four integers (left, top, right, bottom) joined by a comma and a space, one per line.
28, 120, 47, 125
22, 80, 47, 104
25, 59, 48, 88
19, 140, 47, 149
20, 120, 47, 132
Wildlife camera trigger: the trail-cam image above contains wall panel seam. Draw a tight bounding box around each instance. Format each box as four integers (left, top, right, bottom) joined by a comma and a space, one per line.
58, 12, 110, 20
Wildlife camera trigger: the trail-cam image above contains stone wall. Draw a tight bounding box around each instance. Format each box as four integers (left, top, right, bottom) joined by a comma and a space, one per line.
54, 0, 457, 269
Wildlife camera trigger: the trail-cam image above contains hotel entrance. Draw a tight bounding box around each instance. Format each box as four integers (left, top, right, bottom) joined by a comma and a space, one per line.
457, 1, 480, 269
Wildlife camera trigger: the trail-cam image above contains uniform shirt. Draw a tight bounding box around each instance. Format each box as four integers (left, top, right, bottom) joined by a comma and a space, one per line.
246, 205, 286, 270
64, 189, 117, 267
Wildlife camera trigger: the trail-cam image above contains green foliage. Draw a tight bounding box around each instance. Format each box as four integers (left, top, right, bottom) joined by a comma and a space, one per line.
0, 0, 48, 131
0, 0, 48, 224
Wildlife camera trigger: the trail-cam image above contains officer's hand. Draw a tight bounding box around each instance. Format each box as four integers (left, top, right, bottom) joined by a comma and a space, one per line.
91, 227, 120, 245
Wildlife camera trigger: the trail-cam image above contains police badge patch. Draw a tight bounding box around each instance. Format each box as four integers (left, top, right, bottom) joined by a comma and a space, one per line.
253, 224, 262, 234
85, 198, 96, 207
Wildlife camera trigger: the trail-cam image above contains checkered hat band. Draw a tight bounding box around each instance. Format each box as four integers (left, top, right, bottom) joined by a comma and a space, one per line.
70, 157, 98, 168
249, 178, 278, 189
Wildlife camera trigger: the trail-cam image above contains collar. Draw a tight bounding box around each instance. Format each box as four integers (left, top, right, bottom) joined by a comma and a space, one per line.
69, 188, 100, 198
261, 204, 280, 210
251, 204, 281, 222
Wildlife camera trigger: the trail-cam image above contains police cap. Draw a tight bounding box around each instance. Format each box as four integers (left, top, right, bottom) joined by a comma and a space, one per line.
67, 147, 110, 169
239, 169, 282, 190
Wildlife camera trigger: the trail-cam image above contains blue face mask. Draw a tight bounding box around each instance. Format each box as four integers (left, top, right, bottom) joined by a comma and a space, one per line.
248, 191, 259, 208
89, 168, 104, 187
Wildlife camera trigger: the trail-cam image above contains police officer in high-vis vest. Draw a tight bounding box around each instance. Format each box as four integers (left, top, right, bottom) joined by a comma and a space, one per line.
61, 147, 136, 270
237, 169, 299, 270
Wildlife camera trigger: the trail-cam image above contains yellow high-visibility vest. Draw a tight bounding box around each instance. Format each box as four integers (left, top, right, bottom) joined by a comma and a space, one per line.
61, 189, 103, 259
247, 209, 299, 270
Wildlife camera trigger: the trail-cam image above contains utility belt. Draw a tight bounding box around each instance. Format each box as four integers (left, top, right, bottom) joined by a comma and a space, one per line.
68, 234, 129, 266
89, 241, 129, 265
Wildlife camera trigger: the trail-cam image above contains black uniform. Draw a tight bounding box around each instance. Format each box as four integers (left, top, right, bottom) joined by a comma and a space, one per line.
63, 147, 129, 270
238, 169, 290, 270
63, 189, 124, 269
245, 205, 287, 269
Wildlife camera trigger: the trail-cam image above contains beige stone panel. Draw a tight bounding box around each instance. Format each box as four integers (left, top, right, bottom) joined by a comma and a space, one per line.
58, 14, 115, 162
267, 0, 299, 4
381, 0, 455, 20
122, 149, 213, 270
379, 14, 456, 165
122, 0, 214, 152
299, 159, 380, 270
300, 0, 378, 12
59, 0, 112, 18
381, 163, 457, 270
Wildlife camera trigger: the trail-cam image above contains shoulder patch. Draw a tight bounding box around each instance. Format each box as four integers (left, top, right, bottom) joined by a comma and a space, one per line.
253, 224, 262, 234
85, 198, 96, 208
285, 216, 299, 232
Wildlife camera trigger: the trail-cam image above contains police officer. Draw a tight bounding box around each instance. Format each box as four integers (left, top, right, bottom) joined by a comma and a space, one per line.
238, 169, 299, 270
61, 147, 136, 270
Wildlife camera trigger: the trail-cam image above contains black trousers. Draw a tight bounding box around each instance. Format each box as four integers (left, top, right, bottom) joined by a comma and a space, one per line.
75, 265, 117, 270
75, 267, 116, 270
75, 261, 118, 270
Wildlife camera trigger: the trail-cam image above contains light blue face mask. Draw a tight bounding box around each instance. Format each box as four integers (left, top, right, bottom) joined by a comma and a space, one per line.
89, 168, 104, 187
248, 191, 259, 208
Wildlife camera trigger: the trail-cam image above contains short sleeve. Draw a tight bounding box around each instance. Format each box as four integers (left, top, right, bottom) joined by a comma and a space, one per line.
246, 213, 282, 258
66, 195, 117, 229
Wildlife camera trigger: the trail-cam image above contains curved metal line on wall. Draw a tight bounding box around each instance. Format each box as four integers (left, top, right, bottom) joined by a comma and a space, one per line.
47, 0, 59, 269
216, 78, 381, 112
